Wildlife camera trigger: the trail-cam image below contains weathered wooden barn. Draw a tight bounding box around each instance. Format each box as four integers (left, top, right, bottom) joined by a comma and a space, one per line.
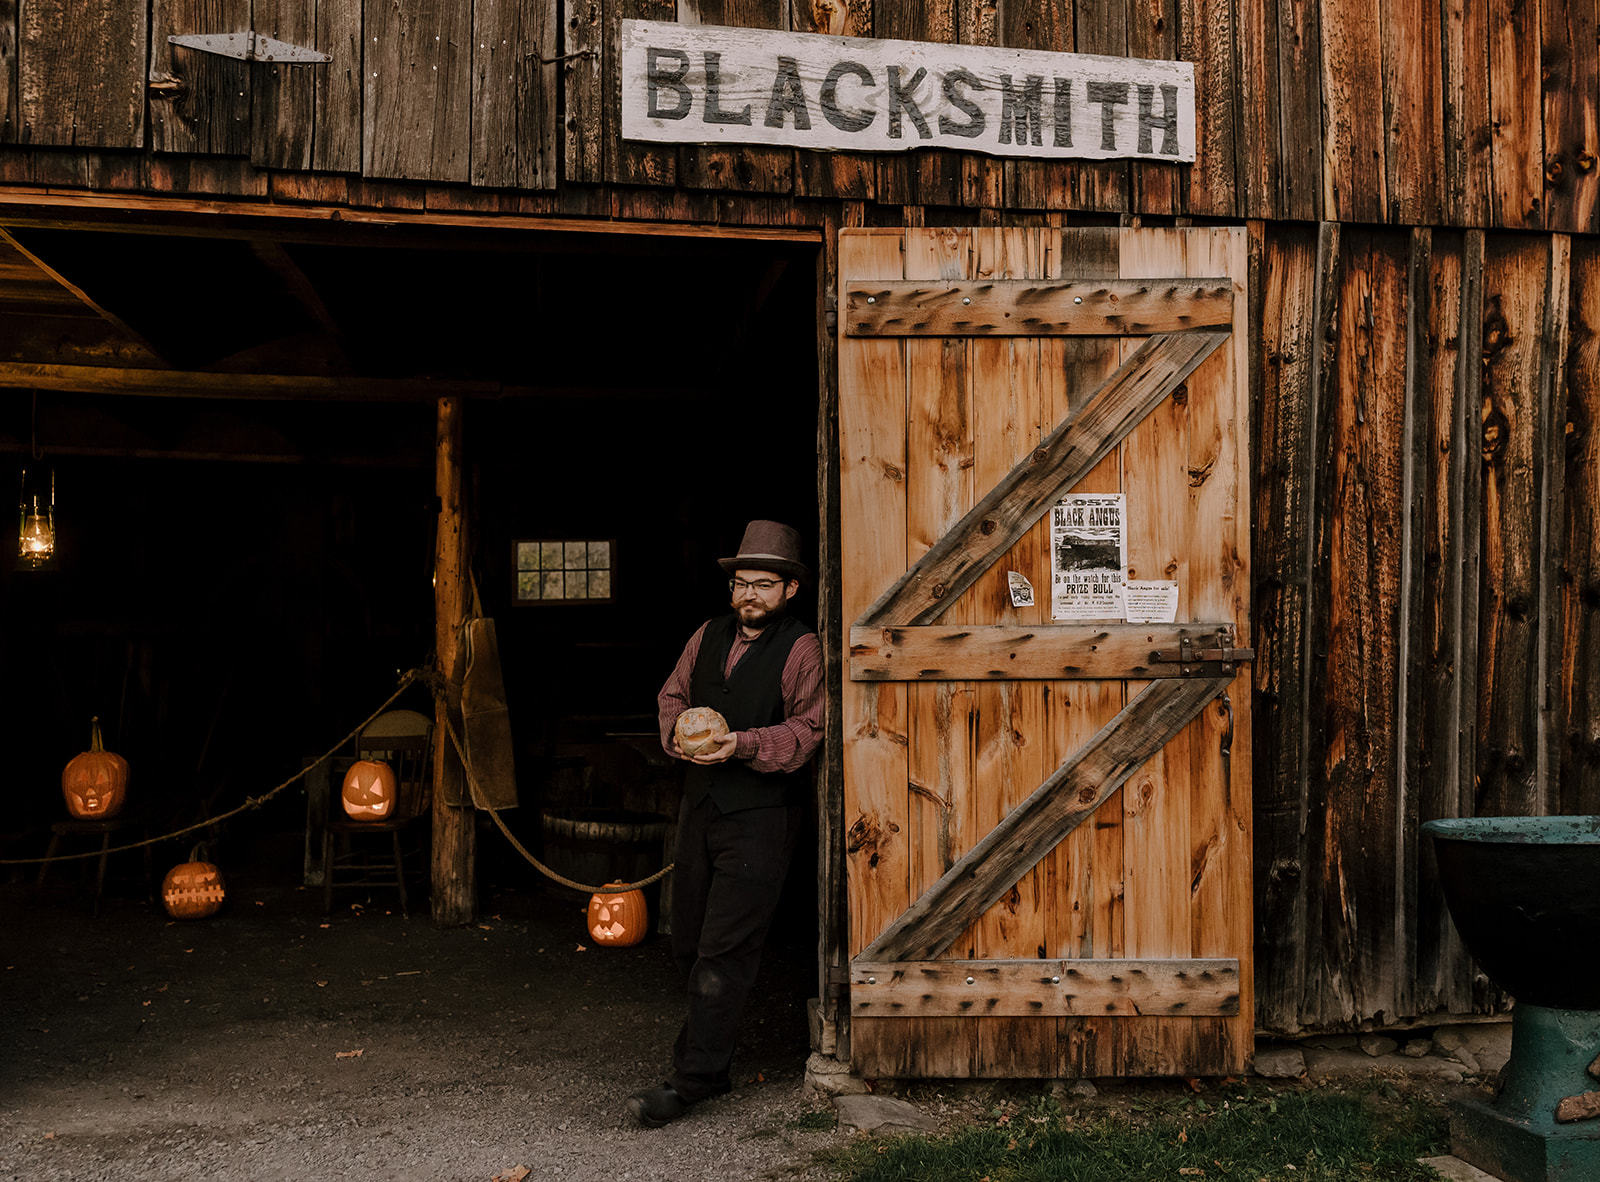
1, 0, 1595, 1081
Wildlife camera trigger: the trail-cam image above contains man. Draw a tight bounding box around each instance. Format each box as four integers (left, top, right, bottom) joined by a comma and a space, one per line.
627, 520, 824, 1127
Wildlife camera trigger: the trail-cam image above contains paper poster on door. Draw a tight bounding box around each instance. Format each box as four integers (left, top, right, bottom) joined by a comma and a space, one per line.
1050, 493, 1126, 620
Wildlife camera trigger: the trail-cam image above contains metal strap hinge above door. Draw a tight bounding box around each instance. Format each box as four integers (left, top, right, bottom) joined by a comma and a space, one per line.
1149, 629, 1255, 677
168, 33, 332, 63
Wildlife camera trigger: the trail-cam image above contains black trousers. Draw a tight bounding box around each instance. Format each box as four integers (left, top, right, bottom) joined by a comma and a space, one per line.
666, 794, 800, 1102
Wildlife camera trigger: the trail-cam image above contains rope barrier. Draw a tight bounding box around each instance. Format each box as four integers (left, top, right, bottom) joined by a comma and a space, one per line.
7, 664, 676, 896
0, 670, 425, 867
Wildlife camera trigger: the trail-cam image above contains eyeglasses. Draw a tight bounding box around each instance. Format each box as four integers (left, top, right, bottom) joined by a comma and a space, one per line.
730, 577, 787, 594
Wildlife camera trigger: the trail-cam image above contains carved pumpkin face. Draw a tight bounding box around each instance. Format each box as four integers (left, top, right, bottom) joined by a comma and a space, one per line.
588, 884, 648, 947
342, 760, 397, 820
163, 860, 226, 920
62, 717, 128, 819
674, 707, 729, 757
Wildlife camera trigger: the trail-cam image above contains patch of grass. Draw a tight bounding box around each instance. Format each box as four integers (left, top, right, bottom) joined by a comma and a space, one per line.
787, 1109, 838, 1131
821, 1082, 1448, 1182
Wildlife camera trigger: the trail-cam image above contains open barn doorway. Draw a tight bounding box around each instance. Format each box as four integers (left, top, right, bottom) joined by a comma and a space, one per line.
0, 216, 824, 1020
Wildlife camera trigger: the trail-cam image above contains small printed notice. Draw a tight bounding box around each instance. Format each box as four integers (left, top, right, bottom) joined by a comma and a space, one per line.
1007, 570, 1035, 608
1050, 494, 1127, 620
1123, 580, 1179, 624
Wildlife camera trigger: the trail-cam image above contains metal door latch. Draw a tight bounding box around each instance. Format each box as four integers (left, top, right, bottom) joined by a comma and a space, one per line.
168, 32, 332, 63
1150, 630, 1255, 677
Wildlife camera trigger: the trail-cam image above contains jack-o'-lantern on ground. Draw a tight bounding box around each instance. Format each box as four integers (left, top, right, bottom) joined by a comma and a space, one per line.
588, 883, 648, 947
341, 759, 397, 820
62, 716, 129, 819
163, 846, 226, 919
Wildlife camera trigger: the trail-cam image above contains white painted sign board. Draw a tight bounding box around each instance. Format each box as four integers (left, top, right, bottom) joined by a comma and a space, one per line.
620, 20, 1196, 162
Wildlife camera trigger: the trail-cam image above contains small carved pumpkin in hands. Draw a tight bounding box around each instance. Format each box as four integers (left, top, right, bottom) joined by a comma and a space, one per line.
674, 707, 729, 757
588, 884, 648, 947
341, 760, 397, 820
62, 716, 129, 819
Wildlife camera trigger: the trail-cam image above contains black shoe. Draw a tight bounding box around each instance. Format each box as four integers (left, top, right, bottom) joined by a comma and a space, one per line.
627, 1084, 691, 1128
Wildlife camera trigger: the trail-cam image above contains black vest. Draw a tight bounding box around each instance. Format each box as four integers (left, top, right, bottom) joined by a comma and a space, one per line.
683, 612, 811, 813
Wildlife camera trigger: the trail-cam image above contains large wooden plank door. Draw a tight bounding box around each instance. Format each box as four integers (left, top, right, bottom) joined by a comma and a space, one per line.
839, 226, 1252, 1078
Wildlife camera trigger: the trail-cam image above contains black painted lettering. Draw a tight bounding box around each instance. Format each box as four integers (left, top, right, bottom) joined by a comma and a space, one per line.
1137, 83, 1180, 155
703, 52, 752, 126
998, 74, 1044, 146
647, 48, 692, 120
1053, 77, 1072, 147
887, 65, 931, 140
764, 56, 812, 129
939, 68, 985, 139
821, 60, 875, 133
1086, 81, 1129, 151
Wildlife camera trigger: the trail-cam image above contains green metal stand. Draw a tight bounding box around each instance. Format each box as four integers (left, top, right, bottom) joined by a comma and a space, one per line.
1450, 1006, 1600, 1182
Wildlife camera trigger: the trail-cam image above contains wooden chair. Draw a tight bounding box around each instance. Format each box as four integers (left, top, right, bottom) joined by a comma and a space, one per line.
322, 710, 433, 918
35, 813, 154, 916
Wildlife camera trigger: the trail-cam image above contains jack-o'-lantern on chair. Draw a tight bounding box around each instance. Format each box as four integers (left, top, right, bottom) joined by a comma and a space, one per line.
588, 883, 648, 947
341, 759, 397, 820
62, 716, 129, 819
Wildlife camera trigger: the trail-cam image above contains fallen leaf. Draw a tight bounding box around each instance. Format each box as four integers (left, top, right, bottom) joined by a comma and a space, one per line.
396, 970, 421, 976
479, 925, 494, 931
490, 1167, 530, 1182
43, 1132, 56, 1140
1180, 1170, 1205, 1177
316, 981, 328, 988
576, 944, 588, 952
336, 1049, 364, 1059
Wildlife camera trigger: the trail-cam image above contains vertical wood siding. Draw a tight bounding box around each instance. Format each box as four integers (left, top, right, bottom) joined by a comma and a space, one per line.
1252, 223, 1591, 1032
3, 0, 1600, 225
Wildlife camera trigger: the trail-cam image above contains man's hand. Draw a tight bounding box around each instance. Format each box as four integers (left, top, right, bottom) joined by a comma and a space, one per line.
688, 732, 740, 765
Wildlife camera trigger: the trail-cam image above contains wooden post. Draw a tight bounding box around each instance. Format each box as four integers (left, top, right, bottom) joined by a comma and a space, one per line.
432, 396, 476, 925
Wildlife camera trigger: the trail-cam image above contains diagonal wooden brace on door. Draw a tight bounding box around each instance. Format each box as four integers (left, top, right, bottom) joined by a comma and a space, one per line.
855, 330, 1230, 629
856, 674, 1233, 966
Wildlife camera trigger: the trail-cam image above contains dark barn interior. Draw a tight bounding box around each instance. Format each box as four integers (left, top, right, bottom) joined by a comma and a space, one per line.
1, 221, 822, 936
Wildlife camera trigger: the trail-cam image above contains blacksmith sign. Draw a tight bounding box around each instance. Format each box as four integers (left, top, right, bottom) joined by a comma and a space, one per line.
620, 20, 1196, 162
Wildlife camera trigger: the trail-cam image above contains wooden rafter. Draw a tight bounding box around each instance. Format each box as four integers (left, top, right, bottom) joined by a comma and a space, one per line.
856, 674, 1233, 965
0, 228, 169, 365
855, 330, 1230, 629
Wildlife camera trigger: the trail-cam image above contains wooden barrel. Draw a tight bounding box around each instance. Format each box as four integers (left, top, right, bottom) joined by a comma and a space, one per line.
539, 808, 670, 896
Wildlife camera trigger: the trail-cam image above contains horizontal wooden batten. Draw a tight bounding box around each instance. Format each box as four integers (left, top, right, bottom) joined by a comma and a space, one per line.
844, 279, 1234, 336
850, 959, 1241, 1017
849, 623, 1239, 680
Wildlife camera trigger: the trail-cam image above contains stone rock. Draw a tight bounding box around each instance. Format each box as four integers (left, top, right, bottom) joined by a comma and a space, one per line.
1050, 1079, 1098, 1099
1252, 1046, 1306, 1078
1359, 1035, 1399, 1058
1433, 1023, 1512, 1075
1420, 1155, 1504, 1181
1402, 1039, 1432, 1058
1556, 1090, 1600, 1124
1302, 1046, 1462, 1083
833, 1094, 941, 1135
1451, 1048, 1481, 1073
804, 1053, 869, 1097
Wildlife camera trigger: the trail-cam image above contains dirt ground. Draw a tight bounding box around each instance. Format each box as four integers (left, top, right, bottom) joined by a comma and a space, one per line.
0, 840, 846, 1182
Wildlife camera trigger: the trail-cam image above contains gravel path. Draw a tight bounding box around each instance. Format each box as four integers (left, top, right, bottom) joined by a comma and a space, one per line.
1, 868, 845, 1182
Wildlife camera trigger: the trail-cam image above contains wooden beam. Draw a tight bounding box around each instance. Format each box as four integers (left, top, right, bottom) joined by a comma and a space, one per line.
857, 675, 1232, 964
0, 440, 431, 467
856, 331, 1231, 628
844, 278, 1234, 336
0, 364, 711, 403
0, 186, 822, 243
432, 396, 476, 926
850, 623, 1242, 680
850, 958, 1241, 1018
0, 228, 167, 364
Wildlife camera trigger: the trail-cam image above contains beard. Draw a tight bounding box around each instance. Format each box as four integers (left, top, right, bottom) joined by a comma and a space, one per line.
734, 593, 790, 632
